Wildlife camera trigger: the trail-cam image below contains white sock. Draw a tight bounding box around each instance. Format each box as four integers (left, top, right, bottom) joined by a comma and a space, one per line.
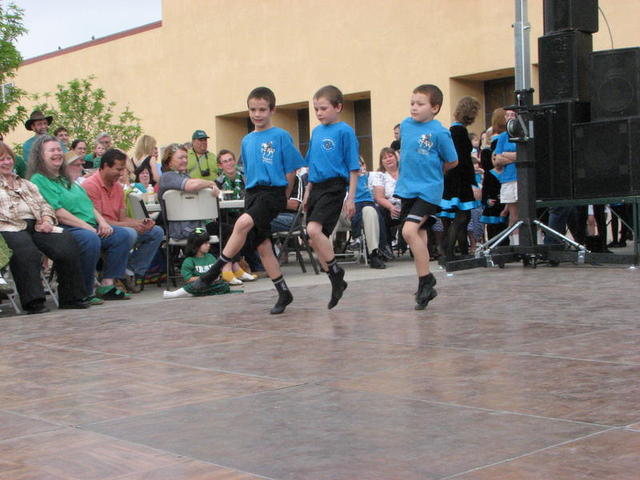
511, 233, 520, 246
163, 288, 192, 299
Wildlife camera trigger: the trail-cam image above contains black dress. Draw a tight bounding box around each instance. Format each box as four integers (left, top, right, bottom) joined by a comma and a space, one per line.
441, 123, 478, 219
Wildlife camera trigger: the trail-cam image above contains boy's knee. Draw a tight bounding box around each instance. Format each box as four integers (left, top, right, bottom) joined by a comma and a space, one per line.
306, 222, 322, 238
402, 221, 418, 240
235, 215, 254, 233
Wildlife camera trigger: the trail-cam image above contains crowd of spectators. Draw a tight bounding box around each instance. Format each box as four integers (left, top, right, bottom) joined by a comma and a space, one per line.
0, 104, 633, 313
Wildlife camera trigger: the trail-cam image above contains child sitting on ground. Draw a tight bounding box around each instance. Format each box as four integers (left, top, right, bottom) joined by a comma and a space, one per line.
163, 228, 232, 299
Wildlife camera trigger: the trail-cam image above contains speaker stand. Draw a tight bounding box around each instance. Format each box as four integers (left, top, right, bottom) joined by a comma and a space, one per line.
443, 0, 638, 273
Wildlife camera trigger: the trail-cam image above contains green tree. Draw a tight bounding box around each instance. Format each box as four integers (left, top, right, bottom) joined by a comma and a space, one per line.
32, 76, 142, 151
0, 2, 27, 135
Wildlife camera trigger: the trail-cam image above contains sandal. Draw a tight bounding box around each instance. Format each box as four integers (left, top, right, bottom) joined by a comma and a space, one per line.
96, 286, 131, 300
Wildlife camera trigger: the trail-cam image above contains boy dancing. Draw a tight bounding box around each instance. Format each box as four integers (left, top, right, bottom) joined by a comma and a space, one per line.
395, 84, 458, 310
192, 87, 304, 314
304, 85, 360, 309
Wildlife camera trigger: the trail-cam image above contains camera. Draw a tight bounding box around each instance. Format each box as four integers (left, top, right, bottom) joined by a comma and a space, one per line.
200, 168, 210, 177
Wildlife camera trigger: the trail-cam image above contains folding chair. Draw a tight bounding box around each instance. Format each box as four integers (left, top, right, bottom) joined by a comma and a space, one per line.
128, 193, 149, 220
162, 188, 220, 286
2, 263, 58, 315
272, 203, 319, 274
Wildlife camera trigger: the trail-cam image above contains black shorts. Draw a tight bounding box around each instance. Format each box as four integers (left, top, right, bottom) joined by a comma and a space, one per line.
399, 197, 440, 229
307, 177, 347, 236
245, 186, 287, 242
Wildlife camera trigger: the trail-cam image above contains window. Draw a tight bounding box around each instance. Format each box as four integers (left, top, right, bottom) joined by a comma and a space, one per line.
1, 83, 14, 103
354, 99, 372, 170
297, 109, 310, 156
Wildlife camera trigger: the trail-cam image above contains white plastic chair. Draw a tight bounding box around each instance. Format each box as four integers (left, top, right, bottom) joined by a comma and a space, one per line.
162, 188, 220, 286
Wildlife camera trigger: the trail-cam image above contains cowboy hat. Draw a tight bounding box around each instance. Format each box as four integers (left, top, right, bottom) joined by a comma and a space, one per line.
24, 110, 53, 131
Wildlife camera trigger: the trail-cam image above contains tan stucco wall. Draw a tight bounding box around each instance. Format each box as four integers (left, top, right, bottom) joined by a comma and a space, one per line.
12, 0, 640, 166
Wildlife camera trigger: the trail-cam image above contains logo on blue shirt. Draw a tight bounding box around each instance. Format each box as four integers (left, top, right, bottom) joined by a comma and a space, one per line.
321, 138, 335, 151
261, 141, 275, 165
417, 134, 433, 155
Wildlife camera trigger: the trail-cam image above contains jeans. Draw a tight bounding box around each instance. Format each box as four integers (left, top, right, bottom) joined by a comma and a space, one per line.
120, 225, 164, 276
270, 212, 297, 233
63, 225, 132, 294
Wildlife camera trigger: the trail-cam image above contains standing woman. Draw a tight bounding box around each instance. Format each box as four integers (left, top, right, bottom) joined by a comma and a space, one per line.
128, 134, 160, 185
28, 135, 133, 302
0, 141, 88, 313
440, 96, 482, 259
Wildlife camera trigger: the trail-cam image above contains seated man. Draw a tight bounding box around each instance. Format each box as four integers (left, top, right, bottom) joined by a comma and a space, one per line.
334, 158, 386, 269
82, 148, 164, 293
215, 149, 246, 224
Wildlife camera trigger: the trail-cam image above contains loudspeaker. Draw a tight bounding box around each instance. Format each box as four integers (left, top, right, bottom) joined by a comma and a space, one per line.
572, 117, 640, 198
591, 48, 640, 120
539, 31, 592, 103
543, 0, 598, 34
534, 101, 590, 200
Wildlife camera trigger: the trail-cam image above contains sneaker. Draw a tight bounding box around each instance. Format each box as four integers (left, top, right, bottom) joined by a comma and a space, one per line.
96, 286, 131, 300
234, 269, 257, 281
222, 271, 243, 285
347, 237, 362, 251
86, 296, 104, 306
369, 250, 386, 269
380, 246, 394, 262
120, 276, 142, 294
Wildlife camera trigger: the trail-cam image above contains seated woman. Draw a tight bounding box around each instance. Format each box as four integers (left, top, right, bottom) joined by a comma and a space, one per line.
128, 134, 160, 185
0, 141, 88, 313
28, 135, 133, 302
159, 144, 256, 285
371, 147, 402, 255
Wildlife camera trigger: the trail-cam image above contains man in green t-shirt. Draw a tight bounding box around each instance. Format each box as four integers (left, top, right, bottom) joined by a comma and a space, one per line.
187, 130, 218, 180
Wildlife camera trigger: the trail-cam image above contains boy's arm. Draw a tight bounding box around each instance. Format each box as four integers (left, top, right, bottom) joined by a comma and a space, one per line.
444, 159, 458, 173
343, 170, 358, 219
285, 171, 296, 202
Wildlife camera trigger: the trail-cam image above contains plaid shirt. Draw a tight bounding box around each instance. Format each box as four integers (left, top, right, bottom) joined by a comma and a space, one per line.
0, 173, 57, 232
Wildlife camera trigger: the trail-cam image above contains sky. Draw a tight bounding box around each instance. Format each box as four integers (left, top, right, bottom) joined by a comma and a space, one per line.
13, 0, 162, 59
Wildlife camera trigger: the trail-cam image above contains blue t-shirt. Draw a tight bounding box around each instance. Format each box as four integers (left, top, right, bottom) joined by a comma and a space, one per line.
241, 127, 304, 189
353, 173, 373, 203
305, 122, 360, 183
495, 132, 517, 183
395, 117, 458, 205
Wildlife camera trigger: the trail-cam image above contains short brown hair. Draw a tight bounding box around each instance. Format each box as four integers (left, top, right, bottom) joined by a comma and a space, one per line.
314, 85, 343, 107
0, 141, 15, 162
161, 143, 187, 172
491, 107, 507, 134
247, 87, 276, 110
378, 147, 398, 172
453, 96, 481, 126
413, 84, 444, 113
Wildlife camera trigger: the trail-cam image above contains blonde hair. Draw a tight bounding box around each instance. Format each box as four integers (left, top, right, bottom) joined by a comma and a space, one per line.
133, 134, 157, 161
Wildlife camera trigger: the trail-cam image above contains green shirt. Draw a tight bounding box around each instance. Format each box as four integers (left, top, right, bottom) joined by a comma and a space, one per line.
186, 149, 218, 180
30, 173, 97, 226
22, 135, 39, 164
13, 155, 27, 178
181, 253, 216, 282
84, 153, 102, 168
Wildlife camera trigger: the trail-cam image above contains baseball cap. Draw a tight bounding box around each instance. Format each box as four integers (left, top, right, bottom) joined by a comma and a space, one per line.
192, 130, 209, 140
64, 151, 83, 165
